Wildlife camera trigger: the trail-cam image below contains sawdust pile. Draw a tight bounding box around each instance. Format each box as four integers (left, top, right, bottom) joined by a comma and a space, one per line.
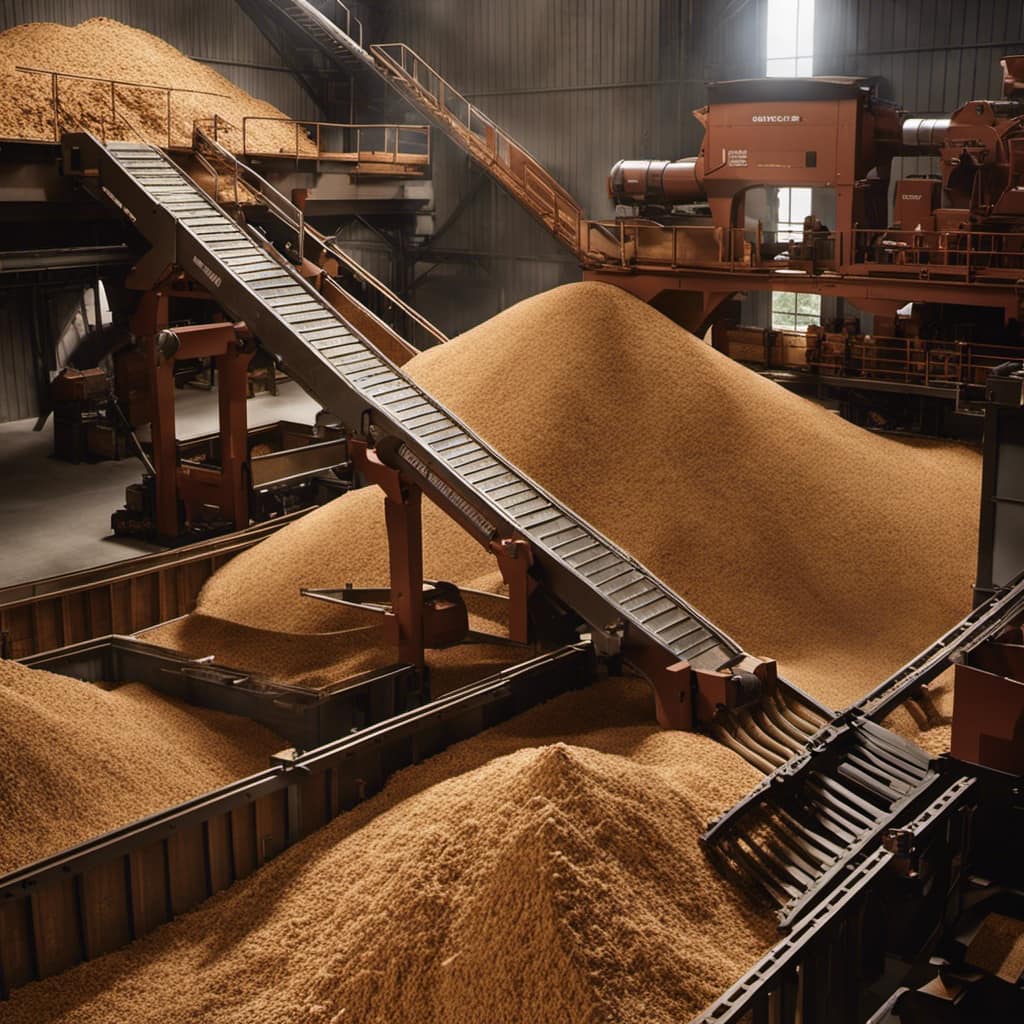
0, 676, 776, 1024
0, 18, 315, 153
141, 612, 527, 696
192, 281, 980, 719
0, 659, 282, 875
884, 665, 957, 754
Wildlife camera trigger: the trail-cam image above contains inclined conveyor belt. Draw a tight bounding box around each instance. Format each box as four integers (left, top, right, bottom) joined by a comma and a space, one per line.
64, 134, 830, 717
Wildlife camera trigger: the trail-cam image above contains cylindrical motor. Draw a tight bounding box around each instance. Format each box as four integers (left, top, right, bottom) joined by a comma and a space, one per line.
608, 157, 704, 206
901, 117, 951, 148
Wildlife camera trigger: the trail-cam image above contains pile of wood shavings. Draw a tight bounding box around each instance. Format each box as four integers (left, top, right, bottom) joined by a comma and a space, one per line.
0, 676, 775, 1024
141, 612, 528, 696
0, 18, 314, 153
0, 659, 283, 875
190, 281, 979, 730
0, 282, 982, 1019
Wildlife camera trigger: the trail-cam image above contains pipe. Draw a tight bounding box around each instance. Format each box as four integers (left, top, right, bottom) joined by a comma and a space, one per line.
901, 116, 951, 148
608, 157, 704, 206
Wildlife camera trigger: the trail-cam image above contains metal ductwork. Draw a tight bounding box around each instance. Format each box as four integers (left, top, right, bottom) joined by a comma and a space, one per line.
608, 157, 704, 206
901, 116, 951, 149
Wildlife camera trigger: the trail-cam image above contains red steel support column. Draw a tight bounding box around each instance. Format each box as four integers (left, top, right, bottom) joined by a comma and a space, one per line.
215, 344, 253, 531
349, 441, 426, 672
490, 537, 535, 644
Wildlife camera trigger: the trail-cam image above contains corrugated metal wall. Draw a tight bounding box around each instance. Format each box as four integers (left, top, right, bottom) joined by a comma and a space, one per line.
0, 0, 321, 121
815, 1, 1024, 198
815, 0, 1024, 112
376, 0, 763, 334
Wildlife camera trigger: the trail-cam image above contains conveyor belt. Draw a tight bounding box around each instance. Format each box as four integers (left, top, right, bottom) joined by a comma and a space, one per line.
703, 570, 1024, 929
705, 719, 942, 929
65, 133, 826, 730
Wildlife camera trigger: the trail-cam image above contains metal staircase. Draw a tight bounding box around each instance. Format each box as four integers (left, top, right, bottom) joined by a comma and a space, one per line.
370, 42, 584, 257
276, 0, 370, 70
254, 0, 586, 258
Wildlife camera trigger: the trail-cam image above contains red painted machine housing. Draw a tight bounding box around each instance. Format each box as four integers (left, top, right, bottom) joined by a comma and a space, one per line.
610, 77, 902, 249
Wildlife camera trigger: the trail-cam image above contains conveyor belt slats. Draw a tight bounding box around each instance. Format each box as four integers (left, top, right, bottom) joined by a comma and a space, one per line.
68, 135, 833, 756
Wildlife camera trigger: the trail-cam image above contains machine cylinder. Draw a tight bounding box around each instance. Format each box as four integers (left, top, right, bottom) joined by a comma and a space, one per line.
901, 116, 952, 148
608, 158, 704, 206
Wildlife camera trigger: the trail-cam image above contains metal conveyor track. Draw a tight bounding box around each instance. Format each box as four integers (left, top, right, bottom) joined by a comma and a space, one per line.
64, 134, 829, 727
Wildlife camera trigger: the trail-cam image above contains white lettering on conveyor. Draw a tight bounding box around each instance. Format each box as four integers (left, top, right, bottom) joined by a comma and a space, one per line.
192, 256, 222, 290
751, 114, 802, 123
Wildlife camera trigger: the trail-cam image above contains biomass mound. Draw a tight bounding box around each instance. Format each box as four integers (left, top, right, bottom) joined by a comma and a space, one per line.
0, 676, 775, 1024
0, 18, 313, 153
142, 612, 529, 695
884, 665, 956, 754
0, 659, 282, 875
192, 281, 980, 713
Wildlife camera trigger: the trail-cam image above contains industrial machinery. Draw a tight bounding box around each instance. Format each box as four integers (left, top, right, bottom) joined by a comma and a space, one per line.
0, 13, 1020, 1014
593, 56, 1024, 433
226, 6, 1024, 437
55, 127, 836, 741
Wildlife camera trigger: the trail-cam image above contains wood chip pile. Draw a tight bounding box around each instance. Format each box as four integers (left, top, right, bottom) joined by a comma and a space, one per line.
0, 659, 283, 875
0, 18, 315, 153
191, 281, 980, 727
0, 281, 982, 1019
0, 676, 776, 1024
141, 612, 528, 696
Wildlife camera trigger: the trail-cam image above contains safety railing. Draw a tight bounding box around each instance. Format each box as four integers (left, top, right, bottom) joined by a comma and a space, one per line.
13, 66, 228, 149
316, 0, 364, 47
238, 117, 430, 165
807, 334, 1024, 389
313, 227, 449, 349
582, 218, 1024, 283
583, 220, 731, 269
370, 42, 583, 255
851, 227, 1024, 276
190, 125, 445, 351
193, 124, 303, 256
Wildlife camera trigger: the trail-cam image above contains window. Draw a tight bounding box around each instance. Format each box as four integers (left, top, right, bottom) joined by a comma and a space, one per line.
777, 187, 812, 243
767, 0, 820, 332
766, 0, 814, 77
771, 292, 822, 332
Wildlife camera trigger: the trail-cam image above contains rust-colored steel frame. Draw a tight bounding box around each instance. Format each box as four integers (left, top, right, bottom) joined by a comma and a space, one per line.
348, 440, 535, 677
129, 283, 252, 543
584, 264, 1024, 335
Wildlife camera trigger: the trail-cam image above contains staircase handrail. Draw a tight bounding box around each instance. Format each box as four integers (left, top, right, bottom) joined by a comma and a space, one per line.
370, 42, 583, 253
320, 0, 364, 48
310, 226, 449, 348
191, 127, 445, 347
193, 124, 303, 254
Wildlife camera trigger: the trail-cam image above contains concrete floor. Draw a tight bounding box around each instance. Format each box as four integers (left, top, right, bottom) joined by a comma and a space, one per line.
0, 381, 320, 589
